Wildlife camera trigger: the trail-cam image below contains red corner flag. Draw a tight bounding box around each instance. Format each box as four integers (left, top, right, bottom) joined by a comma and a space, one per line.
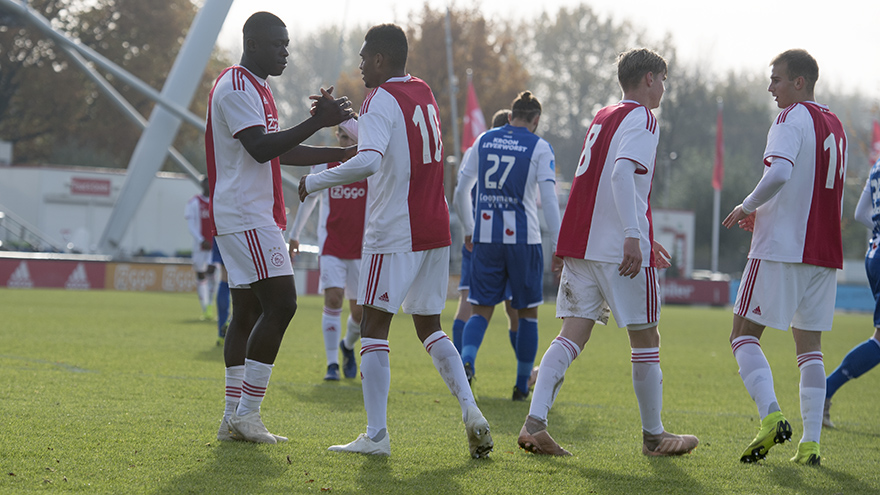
712, 100, 724, 191
461, 76, 486, 154
871, 119, 880, 164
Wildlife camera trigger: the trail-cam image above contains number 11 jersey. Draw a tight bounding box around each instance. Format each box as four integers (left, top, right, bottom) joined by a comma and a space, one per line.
750, 102, 847, 269
358, 75, 451, 254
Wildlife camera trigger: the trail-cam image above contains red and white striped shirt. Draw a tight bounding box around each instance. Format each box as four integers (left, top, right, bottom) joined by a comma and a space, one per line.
750, 102, 847, 269
205, 65, 285, 236
306, 75, 451, 254
557, 101, 659, 265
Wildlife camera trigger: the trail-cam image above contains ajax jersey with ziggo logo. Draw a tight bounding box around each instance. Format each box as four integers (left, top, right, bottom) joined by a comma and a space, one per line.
320, 161, 367, 259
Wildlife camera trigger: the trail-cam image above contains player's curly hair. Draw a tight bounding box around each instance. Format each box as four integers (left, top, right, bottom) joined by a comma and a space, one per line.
771, 49, 818, 93
617, 48, 667, 91
511, 91, 541, 121
364, 24, 408, 70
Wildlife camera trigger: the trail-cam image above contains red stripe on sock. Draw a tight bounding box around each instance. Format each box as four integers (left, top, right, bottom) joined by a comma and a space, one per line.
360, 343, 390, 356
731, 337, 761, 354
424, 334, 450, 354
241, 381, 267, 397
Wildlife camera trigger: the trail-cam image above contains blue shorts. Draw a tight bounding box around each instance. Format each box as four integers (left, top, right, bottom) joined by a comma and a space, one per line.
211, 239, 224, 265
458, 243, 472, 290
459, 243, 513, 301
867, 254, 880, 326
468, 243, 543, 309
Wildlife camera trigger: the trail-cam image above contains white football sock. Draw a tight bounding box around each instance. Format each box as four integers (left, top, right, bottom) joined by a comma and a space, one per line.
732, 336, 780, 419
224, 365, 244, 422
322, 307, 342, 365
797, 352, 825, 444
197, 279, 210, 311
529, 336, 580, 423
423, 331, 476, 420
236, 359, 273, 416
343, 315, 361, 350
632, 347, 664, 435
360, 338, 390, 439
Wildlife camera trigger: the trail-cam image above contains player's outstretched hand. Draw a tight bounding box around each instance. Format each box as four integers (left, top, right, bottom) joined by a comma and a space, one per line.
723, 205, 755, 232
619, 237, 642, 279
652, 240, 671, 269
298, 175, 310, 202
309, 86, 353, 127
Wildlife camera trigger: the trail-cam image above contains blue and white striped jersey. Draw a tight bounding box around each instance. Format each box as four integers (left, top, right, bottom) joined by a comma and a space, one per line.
457, 124, 555, 245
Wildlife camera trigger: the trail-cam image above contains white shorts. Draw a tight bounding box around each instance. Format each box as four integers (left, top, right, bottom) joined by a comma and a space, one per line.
319, 255, 360, 299
215, 226, 293, 289
556, 258, 660, 328
734, 258, 836, 331
358, 246, 450, 315
191, 244, 213, 273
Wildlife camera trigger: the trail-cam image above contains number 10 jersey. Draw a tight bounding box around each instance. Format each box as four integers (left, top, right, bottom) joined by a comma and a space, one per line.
358, 75, 451, 254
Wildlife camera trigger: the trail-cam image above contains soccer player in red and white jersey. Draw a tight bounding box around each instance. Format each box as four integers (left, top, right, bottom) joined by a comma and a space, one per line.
519, 48, 699, 457
299, 24, 493, 458
288, 121, 366, 381
206, 11, 354, 445
184, 176, 218, 321
723, 49, 847, 466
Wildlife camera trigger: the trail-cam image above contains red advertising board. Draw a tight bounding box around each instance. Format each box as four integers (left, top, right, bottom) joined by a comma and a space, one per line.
660, 279, 729, 306
0, 257, 106, 289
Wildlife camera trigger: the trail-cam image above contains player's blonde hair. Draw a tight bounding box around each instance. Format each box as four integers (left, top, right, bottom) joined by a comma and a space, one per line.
617, 48, 667, 91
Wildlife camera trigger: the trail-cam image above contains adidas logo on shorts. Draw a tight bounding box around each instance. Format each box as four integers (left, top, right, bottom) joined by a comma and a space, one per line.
752, 306, 762, 316
379, 292, 390, 302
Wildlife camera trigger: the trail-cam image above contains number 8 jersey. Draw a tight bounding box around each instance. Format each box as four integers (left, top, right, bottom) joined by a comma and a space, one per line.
357, 75, 451, 254
750, 102, 847, 269
556, 101, 659, 264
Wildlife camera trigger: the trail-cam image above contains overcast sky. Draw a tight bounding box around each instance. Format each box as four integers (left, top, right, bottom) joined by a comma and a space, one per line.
215, 0, 880, 100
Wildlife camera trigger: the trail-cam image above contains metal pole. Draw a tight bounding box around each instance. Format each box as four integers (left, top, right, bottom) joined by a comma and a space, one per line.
59, 44, 202, 181
711, 188, 720, 273
444, 8, 460, 168
711, 98, 723, 273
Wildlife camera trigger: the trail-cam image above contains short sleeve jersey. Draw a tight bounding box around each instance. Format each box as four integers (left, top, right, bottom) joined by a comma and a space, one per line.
749, 102, 847, 269
358, 75, 450, 254
205, 66, 285, 235
459, 124, 555, 245
310, 162, 368, 259
557, 101, 659, 265
184, 195, 213, 244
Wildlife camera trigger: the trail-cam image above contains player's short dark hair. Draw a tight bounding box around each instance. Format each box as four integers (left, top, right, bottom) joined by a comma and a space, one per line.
491, 109, 510, 128
510, 91, 541, 121
364, 24, 408, 70
242, 12, 285, 42
617, 48, 667, 91
771, 49, 819, 93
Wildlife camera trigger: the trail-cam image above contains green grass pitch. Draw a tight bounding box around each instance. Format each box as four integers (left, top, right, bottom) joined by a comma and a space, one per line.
1, 288, 878, 494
